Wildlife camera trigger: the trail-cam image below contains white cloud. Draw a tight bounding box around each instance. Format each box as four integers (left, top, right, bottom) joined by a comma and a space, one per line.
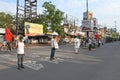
66, 0, 83, 8
56, 0, 84, 10
0, 0, 120, 31
0, 1, 16, 15
93, 0, 120, 27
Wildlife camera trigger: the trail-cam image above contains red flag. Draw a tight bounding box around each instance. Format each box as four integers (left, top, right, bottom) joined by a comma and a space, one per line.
4, 27, 14, 42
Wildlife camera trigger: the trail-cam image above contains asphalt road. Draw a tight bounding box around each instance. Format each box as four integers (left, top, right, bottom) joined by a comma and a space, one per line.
0, 42, 120, 80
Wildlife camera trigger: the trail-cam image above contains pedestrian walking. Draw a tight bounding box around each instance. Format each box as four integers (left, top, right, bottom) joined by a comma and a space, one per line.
74, 36, 81, 54
101, 38, 104, 45
92, 37, 96, 49
89, 38, 92, 51
16, 36, 25, 70
98, 39, 101, 47
50, 32, 59, 60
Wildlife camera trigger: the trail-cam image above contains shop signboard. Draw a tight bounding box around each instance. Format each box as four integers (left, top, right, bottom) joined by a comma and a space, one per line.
81, 20, 94, 32
93, 18, 98, 27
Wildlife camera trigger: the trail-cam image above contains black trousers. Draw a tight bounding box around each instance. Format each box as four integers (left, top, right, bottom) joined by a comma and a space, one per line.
98, 43, 100, 47
89, 44, 92, 51
7, 42, 11, 51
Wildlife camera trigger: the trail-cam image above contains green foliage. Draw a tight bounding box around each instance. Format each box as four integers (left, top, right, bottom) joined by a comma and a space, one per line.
0, 12, 14, 28
106, 36, 113, 42
0, 2, 65, 36
104, 27, 107, 33
36, 1, 64, 36
112, 32, 116, 38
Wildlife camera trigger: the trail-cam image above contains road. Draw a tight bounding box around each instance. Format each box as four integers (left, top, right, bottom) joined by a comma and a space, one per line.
0, 42, 120, 80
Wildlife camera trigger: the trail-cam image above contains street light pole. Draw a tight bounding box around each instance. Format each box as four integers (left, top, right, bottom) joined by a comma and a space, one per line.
114, 21, 117, 40
74, 19, 76, 36
86, 0, 88, 20
115, 21, 117, 32
86, 0, 89, 43
16, 0, 19, 35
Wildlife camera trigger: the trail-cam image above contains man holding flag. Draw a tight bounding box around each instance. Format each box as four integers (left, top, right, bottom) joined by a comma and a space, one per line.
4, 26, 14, 51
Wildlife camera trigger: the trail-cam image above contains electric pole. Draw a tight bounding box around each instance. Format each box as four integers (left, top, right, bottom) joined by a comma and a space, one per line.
16, 0, 19, 35
86, 0, 88, 20
86, 0, 89, 43
115, 21, 117, 32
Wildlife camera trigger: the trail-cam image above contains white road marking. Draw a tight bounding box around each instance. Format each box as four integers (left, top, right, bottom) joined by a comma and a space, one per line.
24, 60, 44, 71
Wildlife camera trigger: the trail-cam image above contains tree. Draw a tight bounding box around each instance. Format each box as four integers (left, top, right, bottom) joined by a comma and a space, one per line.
37, 1, 64, 36
0, 12, 14, 28
104, 27, 107, 33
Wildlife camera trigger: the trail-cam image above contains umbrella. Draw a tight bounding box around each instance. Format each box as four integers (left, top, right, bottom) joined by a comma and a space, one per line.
52, 31, 58, 36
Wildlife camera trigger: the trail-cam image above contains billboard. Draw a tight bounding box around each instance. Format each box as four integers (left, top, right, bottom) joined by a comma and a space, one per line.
93, 18, 98, 27
83, 11, 93, 20
24, 22, 43, 36
81, 20, 94, 32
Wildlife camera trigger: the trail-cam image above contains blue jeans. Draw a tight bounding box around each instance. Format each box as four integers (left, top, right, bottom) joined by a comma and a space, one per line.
50, 48, 55, 58
17, 54, 24, 68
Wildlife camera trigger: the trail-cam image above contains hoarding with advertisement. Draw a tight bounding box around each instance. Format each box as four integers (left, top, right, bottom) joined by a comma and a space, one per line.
24, 22, 43, 36
83, 11, 93, 20
81, 20, 94, 32
93, 18, 98, 27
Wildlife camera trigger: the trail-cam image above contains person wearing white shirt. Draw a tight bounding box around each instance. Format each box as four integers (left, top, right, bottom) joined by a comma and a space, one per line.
89, 38, 92, 51
74, 36, 81, 54
50, 35, 59, 60
16, 36, 25, 70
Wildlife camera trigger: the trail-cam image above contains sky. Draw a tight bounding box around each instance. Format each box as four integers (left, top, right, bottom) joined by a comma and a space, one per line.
0, 0, 120, 32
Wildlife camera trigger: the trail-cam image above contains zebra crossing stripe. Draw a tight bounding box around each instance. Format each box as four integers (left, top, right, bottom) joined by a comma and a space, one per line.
24, 60, 44, 71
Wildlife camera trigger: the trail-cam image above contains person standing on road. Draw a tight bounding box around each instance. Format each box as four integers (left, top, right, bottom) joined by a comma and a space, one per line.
101, 38, 104, 45
98, 39, 101, 47
88, 38, 92, 51
74, 36, 81, 54
50, 32, 59, 60
92, 37, 96, 49
16, 36, 25, 70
